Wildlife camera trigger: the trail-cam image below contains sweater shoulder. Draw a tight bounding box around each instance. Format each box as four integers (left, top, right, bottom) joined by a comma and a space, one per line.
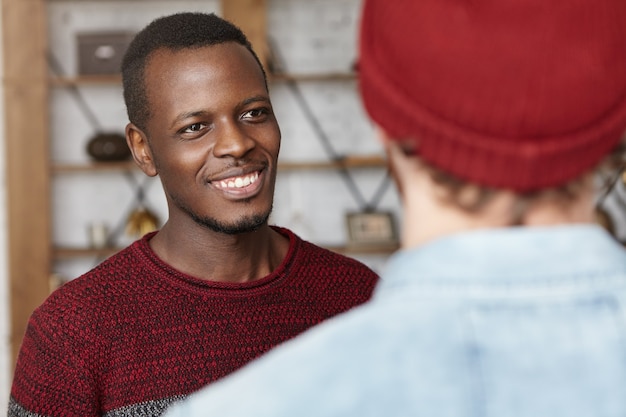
287, 230, 380, 286
300, 239, 374, 268
36, 239, 147, 320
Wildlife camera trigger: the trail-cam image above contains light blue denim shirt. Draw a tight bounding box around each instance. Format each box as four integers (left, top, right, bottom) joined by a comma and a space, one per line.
164, 225, 626, 417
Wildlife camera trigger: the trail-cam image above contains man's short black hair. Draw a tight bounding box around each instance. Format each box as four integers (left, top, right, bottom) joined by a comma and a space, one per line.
121, 12, 267, 131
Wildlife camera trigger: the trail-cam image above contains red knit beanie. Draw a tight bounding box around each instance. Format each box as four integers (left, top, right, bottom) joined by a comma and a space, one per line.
359, 0, 626, 191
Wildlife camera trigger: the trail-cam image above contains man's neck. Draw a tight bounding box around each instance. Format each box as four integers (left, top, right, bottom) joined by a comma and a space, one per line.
148, 222, 290, 283
400, 175, 597, 250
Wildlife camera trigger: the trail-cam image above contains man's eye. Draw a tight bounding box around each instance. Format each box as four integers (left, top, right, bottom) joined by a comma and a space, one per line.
183, 123, 207, 133
242, 108, 268, 120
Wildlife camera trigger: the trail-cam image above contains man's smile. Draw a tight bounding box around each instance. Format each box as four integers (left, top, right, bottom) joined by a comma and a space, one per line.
213, 171, 260, 190
210, 169, 266, 199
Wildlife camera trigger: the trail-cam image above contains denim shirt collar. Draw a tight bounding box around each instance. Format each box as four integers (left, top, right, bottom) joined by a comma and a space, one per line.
378, 224, 626, 295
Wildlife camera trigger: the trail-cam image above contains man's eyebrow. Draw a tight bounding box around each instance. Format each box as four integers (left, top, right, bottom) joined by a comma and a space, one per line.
170, 110, 209, 130
240, 95, 270, 107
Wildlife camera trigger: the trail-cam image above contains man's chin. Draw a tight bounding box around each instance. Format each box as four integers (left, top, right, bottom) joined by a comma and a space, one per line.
198, 213, 270, 235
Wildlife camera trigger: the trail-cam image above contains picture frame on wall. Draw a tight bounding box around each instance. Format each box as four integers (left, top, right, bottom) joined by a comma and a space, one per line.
345, 211, 398, 248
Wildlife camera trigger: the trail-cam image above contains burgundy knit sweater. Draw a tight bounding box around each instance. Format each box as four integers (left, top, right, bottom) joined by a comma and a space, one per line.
9, 227, 379, 417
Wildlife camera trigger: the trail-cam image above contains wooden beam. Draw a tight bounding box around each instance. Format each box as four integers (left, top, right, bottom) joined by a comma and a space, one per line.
221, 0, 269, 72
2, 0, 51, 370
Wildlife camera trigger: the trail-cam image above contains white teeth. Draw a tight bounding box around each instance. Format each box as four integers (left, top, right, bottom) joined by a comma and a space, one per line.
215, 172, 259, 189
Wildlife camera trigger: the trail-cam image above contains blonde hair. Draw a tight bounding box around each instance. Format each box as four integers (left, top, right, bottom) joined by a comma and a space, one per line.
423, 140, 626, 225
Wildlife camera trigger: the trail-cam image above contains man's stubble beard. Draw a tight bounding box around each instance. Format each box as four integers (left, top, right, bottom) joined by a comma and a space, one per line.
173, 194, 272, 235
193, 208, 271, 234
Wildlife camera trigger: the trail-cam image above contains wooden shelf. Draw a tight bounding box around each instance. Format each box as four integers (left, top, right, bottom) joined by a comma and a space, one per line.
279, 155, 386, 171
270, 72, 357, 82
54, 246, 121, 260
52, 155, 387, 173
53, 160, 137, 173
327, 243, 399, 255
50, 72, 357, 87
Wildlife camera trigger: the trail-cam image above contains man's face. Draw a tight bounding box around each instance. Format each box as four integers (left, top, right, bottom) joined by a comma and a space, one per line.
138, 42, 281, 234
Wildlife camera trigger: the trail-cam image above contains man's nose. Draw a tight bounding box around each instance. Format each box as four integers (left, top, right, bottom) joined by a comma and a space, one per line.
212, 119, 255, 158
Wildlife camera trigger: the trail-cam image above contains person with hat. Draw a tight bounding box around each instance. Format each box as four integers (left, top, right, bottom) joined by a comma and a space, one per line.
163, 0, 626, 415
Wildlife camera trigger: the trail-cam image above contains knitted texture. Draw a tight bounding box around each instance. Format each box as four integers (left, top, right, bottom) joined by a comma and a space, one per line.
359, 0, 626, 191
9, 227, 379, 417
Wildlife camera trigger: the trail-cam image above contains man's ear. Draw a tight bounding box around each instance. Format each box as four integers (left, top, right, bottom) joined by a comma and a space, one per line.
126, 123, 158, 177
376, 127, 418, 156
375, 126, 421, 201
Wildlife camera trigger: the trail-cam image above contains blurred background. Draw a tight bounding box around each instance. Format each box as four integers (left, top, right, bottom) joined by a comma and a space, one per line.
2, 0, 626, 410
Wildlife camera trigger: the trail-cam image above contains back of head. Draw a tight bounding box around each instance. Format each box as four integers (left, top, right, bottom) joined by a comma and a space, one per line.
122, 12, 265, 130
358, 0, 626, 193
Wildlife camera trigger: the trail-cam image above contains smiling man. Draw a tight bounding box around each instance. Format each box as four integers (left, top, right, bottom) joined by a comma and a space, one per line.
8, 13, 379, 417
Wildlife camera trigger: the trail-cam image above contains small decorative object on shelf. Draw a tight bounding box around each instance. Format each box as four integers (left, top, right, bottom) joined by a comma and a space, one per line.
48, 273, 65, 294
77, 31, 135, 75
86, 132, 132, 162
87, 221, 110, 249
125, 207, 160, 238
346, 211, 398, 248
